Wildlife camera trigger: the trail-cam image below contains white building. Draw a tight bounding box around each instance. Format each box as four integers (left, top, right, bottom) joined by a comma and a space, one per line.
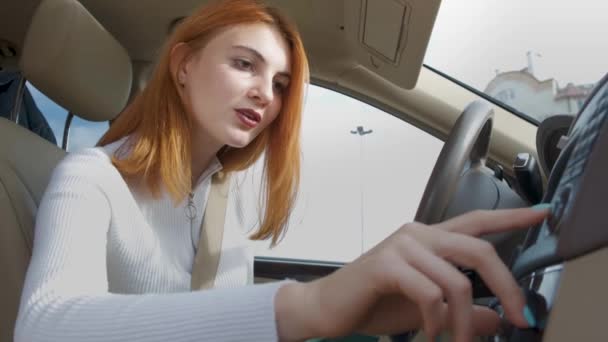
484, 67, 594, 122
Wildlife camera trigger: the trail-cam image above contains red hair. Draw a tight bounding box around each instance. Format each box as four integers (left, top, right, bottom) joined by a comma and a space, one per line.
98, 0, 309, 245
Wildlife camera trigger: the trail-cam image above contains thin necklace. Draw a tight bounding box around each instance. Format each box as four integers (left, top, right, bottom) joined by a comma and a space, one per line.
186, 191, 197, 251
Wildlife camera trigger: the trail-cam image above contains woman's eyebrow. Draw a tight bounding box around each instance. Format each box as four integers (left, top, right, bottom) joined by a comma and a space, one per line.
232, 45, 291, 79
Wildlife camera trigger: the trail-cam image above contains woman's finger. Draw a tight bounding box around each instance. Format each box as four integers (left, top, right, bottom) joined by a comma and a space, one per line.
360, 262, 444, 337
435, 207, 549, 236
398, 235, 474, 342
434, 304, 501, 336
470, 305, 502, 336
431, 231, 528, 328
361, 299, 502, 338
391, 263, 444, 339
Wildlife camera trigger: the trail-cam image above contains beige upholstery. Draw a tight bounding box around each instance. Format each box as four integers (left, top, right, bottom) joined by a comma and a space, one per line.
1, 0, 132, 340
0, 118, 66, 342
19, 0, 132, 122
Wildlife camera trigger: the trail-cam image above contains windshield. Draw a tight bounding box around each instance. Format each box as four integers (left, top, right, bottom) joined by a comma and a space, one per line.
424, 0, 607, 124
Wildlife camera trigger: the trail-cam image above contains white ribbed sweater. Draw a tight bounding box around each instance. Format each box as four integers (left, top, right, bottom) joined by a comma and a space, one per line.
14, 139, 285, 341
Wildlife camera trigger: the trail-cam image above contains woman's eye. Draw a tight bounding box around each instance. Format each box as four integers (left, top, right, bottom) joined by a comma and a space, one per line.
234, 58, 253, 71
273, 82, 287, 94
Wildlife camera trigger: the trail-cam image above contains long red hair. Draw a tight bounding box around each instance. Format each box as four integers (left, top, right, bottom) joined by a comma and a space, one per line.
98, 0, 308, 245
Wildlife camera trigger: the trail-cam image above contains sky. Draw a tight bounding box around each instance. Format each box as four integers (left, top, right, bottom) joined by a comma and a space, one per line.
25, 0, 607, 263
27, 85, 108, 150
424, 0, 607, 90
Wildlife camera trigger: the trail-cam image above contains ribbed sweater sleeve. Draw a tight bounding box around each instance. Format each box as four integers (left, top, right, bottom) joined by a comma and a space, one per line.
14, 155, 285, 342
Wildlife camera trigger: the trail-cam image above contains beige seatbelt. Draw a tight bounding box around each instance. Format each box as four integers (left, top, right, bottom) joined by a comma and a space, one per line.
191, 172, 231, 291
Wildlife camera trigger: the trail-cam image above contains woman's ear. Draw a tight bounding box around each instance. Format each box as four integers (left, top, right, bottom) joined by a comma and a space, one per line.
169, 42, 193, 86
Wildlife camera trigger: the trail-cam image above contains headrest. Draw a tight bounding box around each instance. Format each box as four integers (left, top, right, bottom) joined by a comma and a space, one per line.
19, 0, 132, 122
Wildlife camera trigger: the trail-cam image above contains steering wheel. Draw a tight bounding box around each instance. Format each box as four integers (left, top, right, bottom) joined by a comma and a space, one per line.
415, 100, 494, 224
403, 100, 494, 340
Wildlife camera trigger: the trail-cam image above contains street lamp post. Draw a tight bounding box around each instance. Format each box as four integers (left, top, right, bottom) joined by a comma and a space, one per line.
350, 126, 373, 254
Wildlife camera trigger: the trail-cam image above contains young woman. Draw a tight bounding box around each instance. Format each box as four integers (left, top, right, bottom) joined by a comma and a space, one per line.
15, 0, 550, 341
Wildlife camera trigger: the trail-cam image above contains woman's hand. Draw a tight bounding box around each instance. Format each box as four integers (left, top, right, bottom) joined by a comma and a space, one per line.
275, 207, 550, 342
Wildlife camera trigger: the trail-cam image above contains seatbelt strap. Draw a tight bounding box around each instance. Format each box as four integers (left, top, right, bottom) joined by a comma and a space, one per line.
190, 172, 231, 290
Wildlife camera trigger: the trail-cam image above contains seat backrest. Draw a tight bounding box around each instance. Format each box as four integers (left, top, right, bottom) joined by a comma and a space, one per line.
0, 118, 65, 342
0, 0, 132, 340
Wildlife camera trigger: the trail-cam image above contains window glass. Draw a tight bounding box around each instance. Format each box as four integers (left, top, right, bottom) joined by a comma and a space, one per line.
424, 0, 607, 123
68, 116, 109, 152
26, 81, 67, 142
0, 72, 57, 144
27, 82, 108, 151
250, 85, 443, 262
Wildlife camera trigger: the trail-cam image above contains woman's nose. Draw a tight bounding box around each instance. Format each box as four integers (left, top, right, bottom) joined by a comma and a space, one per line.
248, 77, 273, 106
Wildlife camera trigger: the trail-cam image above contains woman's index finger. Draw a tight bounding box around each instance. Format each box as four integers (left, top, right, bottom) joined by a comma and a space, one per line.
435, 206, 550, 236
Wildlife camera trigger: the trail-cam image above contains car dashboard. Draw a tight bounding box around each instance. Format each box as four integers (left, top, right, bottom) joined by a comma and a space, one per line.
494, 73, 608, 341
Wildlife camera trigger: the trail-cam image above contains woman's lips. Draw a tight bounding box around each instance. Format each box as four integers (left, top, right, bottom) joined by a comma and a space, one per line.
235, 109, 261, 128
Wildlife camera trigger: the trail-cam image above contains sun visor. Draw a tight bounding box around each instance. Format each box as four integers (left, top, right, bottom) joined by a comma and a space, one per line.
343, 0, 441, 89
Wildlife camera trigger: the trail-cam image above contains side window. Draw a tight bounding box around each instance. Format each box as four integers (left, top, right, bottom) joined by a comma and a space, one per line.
23, 80, 108, 151
0, 72, 57, 144
251, 85, 444, 262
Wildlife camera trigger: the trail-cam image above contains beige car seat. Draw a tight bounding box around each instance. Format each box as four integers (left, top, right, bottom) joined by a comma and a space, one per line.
0, 0, 132, 340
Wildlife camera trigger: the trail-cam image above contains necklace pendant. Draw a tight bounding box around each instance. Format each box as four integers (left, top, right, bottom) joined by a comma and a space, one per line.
185, 192, 197, 221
